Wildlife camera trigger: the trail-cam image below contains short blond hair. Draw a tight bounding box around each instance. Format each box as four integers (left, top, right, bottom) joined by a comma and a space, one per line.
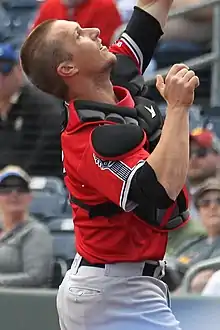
20, 20, 72, 100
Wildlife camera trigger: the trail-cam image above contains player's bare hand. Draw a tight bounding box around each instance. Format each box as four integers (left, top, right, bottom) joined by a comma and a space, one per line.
156, 63, 200, 110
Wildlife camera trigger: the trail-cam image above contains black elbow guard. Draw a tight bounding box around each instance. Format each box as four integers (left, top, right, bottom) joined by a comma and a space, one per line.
130, 162, 174, 208
129, 163, 189, 230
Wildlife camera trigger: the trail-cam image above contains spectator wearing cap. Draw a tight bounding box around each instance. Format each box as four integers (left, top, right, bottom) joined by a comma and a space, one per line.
0, 42, 63, 177
189, 128, 220, 190
166, 128, 216, 256
187, 128, 220, 220
32, 0, 122, 47
0, 165, 53, 287
173, 176, 220, 293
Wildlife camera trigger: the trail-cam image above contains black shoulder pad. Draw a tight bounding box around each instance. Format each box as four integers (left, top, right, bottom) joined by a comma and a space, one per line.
91, 124, 145, 158
135, 96, 163, 136
135, 96, 163, 152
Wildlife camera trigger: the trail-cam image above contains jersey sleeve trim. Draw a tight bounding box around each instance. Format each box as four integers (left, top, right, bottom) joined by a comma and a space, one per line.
120, 32, 143, 73
120, 160, 145, 211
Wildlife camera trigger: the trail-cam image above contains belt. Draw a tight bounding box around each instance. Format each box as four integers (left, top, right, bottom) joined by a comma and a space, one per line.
80, 257, 166, 278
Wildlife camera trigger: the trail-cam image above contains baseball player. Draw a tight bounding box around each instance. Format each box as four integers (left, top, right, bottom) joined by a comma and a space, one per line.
20, 0, 199, 329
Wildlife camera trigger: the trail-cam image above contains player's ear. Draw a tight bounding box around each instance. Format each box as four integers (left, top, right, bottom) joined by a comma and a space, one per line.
57, 61, 79, 78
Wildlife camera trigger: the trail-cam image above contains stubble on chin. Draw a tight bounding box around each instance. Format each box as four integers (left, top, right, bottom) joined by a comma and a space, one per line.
101, 54, 117, 73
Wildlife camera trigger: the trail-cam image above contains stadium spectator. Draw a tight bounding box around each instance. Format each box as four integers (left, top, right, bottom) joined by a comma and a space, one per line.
32, 0, 122, 47
188, 128, 220, 219
166, 128, 219, 255
0, 42, 62, 177
167, 218, 205, 256
173, 176, 220, 292
202, 270, 220, 296
0, 165, 53, 287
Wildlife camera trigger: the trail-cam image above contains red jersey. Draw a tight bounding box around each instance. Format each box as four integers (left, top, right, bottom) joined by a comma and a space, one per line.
32, 0, 121, 47
62, 85, 170, 263
61, 9, 187, 263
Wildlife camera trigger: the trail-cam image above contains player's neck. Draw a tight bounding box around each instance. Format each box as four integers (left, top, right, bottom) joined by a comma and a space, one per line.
68, 74, 117, 105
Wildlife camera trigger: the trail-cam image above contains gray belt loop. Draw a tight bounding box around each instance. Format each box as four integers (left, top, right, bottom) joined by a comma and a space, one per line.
71, 253, 82, 275
153, 261, 166, 279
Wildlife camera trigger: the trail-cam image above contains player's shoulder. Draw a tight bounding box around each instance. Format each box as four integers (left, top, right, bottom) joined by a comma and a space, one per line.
91, 123, 146, 160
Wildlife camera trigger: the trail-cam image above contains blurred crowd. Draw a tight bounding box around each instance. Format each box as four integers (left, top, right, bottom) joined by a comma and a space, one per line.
0, 0, 220, 298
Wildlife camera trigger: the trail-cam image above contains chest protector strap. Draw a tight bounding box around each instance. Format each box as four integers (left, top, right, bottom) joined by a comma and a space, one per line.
70, 195, 123, 219
73, 97, 163, 152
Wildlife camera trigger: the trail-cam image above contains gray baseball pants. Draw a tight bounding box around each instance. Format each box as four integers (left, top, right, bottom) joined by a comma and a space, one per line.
56, 253, 181, 330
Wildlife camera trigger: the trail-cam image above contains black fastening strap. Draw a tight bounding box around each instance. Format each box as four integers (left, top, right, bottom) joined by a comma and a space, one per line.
70, 195, 123, 219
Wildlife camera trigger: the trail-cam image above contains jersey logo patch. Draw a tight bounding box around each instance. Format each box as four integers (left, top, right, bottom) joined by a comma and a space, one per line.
93, 155, 115, 170
93, 154, 131, 181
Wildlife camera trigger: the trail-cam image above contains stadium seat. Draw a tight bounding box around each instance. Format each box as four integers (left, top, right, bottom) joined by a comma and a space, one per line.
48, 217, 75, 288
2, 0, 38, 49
0, 5, 11, 42
180, 256, 220, 294
29, 177, 68, 222
200, 106, 220, 139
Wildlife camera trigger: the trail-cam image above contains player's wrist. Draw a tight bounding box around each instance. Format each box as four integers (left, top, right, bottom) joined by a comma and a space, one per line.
136, 0, 174, 28
166, 104, 190, 115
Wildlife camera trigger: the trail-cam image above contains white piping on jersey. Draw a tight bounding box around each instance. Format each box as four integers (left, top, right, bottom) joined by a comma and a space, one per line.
120, 32, 144, 73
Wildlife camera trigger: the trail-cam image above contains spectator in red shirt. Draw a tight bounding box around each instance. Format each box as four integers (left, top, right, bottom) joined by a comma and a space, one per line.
32, 0, 122, 47
20, 0, 199, 329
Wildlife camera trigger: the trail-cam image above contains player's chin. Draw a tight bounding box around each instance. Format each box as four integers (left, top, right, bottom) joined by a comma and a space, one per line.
101, 52, 117, 70
100, 47, 115, 59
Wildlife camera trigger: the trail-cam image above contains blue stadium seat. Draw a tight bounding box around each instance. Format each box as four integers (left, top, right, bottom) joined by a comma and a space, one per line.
2, 0, 38, 49
48, 217, 75, 288
0, 5, 11, 41
201, 106, 220, 139
29, 177, 68, 222
48, 217, 76, 262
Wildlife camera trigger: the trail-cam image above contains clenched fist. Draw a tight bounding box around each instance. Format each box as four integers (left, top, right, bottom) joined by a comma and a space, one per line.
156, 64, 200, 110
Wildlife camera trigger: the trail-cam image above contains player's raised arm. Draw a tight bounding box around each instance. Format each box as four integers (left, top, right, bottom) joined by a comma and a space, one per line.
137, 0, 173, 29
110, 0, 173, 74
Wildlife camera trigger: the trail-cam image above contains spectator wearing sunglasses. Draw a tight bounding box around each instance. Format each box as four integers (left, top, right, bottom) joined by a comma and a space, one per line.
187, 128, 220, 219
0, 43, 62, 177
0, 165, 53, 287
166, 128, 217, 255
189, 128, 220, 190
172, 176, 220, 292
